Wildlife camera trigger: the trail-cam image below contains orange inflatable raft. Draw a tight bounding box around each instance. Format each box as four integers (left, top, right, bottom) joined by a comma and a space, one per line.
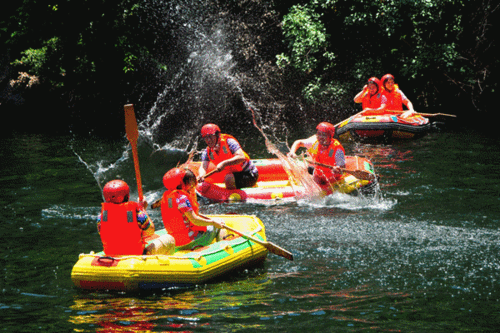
186, 158, 378, 203
335, 110, 431, 141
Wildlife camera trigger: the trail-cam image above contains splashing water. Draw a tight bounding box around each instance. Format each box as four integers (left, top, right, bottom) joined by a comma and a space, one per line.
70, 137, 132, 198
249, 107, 323, 200
72, 1, 378, 208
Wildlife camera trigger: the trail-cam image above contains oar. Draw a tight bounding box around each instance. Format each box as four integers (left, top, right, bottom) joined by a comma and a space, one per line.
222, 224, 294, 261
387, 110, 457, 118
124, 104, 144, 204
334, 110, 365, 128
306, 158, 376, 181
197, 167, 220, 182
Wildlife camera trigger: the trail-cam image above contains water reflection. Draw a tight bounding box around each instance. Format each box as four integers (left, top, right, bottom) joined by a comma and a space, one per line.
69, 274, 274, 332
69, 269, 418, 332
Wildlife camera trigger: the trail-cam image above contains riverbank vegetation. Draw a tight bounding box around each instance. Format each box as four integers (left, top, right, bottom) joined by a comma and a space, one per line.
1, 0, 498, 134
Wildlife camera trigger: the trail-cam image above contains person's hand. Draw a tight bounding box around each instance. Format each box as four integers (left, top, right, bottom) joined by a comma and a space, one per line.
400, 110, 415, 118
215, 162, 225, 173
212, 218, 225, 229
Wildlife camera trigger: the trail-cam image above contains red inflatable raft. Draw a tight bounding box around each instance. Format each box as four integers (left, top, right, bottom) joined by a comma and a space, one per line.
185, 157, 378, 203
335, 110, 431, 141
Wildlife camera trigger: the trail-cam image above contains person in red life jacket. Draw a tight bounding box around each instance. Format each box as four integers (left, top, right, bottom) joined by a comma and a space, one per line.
353, 77, 387, 114
97, 180, 175, 256
287, 122, 346, 187
381, 73, 415, 118
197, 123, 259, 189
161, 167, 227, 248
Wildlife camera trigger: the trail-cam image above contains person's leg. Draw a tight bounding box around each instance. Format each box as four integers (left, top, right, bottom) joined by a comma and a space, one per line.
145, 234, 176, 255
224, 173, 237, 189
233, 170, 258, 189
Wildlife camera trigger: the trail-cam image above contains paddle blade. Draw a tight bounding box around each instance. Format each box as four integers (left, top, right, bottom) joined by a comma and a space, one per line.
265, 242, 294, 261
124, 104, 139, 143
345, 169, 376, 181
223, 224, 293, 261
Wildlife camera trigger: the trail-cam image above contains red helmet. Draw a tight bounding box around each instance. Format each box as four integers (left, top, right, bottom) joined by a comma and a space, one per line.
381, 74, 395, 86
103, 180, 130, 203
201, 123, 221, 137
163, 168, 186, 191
316, 122, 335, 138
366, 77, 380, 95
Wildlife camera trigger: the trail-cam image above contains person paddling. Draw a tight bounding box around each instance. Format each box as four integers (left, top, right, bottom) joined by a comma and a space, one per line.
97, 180, 175, 256
161, 167, 227, 249
287, 122, 346, 188
197, 123, 258, 189
381, 73, 415, 118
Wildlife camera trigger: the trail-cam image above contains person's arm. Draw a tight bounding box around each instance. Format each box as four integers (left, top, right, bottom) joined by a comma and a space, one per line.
366, 94, 387, 112
137, 210, 155, 237
404, 99, 414, 111
354, 85, 368, 103
215, 147, 246, 171
335, 149, 346, 168
400, 102, 415, 118
197, 150, 210, 182
184, 211, 225, 229
287, 135, 316, 158
97, 215, 102, 235
400, 91, 415, 117
214, 138, 246, 170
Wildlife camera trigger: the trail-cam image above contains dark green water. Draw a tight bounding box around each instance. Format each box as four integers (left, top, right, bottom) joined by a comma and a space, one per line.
1, 127, 500, 332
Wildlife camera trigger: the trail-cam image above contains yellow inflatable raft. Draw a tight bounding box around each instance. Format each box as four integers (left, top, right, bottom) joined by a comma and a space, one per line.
71, 215, 268, 291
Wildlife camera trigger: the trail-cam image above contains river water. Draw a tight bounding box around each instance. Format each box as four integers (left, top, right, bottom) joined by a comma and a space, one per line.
1, 124, 500, 332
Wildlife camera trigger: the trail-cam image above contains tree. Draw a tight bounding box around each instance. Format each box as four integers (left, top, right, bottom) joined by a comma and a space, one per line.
277, 0, 498, 115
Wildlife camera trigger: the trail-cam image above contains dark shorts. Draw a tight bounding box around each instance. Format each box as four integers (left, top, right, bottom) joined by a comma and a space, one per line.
234, 169, 259, 189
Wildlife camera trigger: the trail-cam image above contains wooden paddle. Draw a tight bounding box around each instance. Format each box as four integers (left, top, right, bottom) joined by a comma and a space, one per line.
387, 110, 457, 118
124, 104, 144, 204
306, 158, 376, 181
222, 224, 294, 261
197, 167, 219, 182
334, 110, 365, 128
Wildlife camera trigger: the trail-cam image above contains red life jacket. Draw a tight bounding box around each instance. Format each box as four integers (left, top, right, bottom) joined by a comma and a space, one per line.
206, 134, 250, 174
361, 91, 384, 110
382, 84, 404, 111
308, 139, 345, 182
99, 202, 145, 256
161, 189, 206, 246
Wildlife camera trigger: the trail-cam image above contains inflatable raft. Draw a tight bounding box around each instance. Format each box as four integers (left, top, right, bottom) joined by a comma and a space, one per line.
335, 110, 431, 142
187, 157, 378, 203
71, 214, 268, 291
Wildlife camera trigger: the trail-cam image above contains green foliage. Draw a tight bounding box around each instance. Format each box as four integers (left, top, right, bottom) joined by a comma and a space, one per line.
302, 77, 347, 104
11, 37, 64, 82
277, 0, 497, 112
6, 0, 147, 92
1, 0, 497, 121
277, 4, 333, 73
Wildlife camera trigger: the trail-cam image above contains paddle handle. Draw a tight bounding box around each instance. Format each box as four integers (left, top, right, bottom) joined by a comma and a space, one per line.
222, 224, 293, 261
223, 224, 265, 245
124, 104, 144, 203
306, 158, 375, 181
386, 110, 457, 117
200, 168, 218, 181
